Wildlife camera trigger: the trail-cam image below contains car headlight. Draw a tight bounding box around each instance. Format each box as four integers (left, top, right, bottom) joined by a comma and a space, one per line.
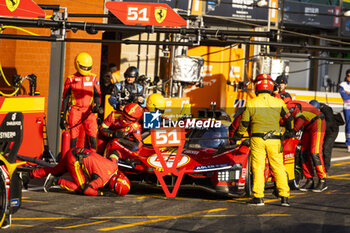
217, 164, 242, 182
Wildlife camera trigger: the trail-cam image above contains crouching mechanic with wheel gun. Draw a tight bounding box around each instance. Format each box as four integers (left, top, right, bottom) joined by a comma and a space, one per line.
233, 74, 293, 207
30, 147, 130, 196
97, 102, 144, 160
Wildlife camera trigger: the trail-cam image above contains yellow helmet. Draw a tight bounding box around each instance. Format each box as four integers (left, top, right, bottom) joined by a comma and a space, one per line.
75, 52, 93, 76
146, 93, 166, 112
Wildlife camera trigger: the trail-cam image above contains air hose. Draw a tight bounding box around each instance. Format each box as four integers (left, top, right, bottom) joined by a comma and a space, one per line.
0, 26, 40, 97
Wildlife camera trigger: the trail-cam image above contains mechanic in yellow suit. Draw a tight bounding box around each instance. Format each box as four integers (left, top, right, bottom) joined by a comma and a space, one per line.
233, 74, 293, 207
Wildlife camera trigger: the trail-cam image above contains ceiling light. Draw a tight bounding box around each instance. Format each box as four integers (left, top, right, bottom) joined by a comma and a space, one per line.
257, 0, 268, 7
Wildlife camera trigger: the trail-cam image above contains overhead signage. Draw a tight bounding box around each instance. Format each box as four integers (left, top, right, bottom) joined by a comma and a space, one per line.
205, 0, 268, 21
119, 0, 189, 10
106, 1, 187, 27
283, 1, 340, 29
0, 0, 45, 18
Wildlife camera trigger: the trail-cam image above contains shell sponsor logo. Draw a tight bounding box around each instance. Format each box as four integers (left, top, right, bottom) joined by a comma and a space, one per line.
147, 153, 190, 169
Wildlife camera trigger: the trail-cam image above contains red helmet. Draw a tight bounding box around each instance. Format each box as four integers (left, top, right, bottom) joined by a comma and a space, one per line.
109, 171, 131, 196
254, 74, 274, 93
122, 103, 143, 124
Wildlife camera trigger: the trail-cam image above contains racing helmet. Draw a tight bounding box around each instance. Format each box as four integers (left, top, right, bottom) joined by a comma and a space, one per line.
75, 52, 93, 76
309, 100, 320, 109
122, 103, 143, 125
275, 75, 288, 85
146, 93, 166, 112
254, 74, 274, 93
109, 171, 130, 196
124, 66, 139, 79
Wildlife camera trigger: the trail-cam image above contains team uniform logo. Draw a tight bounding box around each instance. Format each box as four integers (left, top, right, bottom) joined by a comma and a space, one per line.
155, 7, 167, 23
143, 110, 161, 129
6, 0, 20, 12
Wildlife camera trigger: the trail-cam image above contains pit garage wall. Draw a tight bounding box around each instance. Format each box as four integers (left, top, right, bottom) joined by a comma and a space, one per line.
0, 0, 104, 112
186, 46, 248, 118
0, 0, 105, 156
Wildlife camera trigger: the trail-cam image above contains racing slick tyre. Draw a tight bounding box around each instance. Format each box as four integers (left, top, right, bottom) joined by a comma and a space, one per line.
293, 144, 303, 189
245, 154, 253, 197
0, 172, 7, 228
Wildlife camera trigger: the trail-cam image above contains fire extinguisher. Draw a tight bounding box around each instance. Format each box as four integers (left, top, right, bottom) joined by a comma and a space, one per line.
61, 129, 70, 161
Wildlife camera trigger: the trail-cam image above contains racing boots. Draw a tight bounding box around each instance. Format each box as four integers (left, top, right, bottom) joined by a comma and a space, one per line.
43, 174, 58, 192
299, 178, 314, 192
248, 197, 265, 206
312, 178, 328, 192
281, 197, 290, 207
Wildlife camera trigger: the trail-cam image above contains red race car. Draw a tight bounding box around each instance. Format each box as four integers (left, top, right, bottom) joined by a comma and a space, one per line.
104, 123, 301, 197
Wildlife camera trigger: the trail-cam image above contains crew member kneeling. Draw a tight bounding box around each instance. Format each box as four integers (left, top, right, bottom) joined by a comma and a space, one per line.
30, 147, 130, 196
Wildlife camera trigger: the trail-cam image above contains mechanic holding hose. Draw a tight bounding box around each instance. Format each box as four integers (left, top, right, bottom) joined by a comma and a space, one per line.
233, 74, 293, 207
60, 52, 101, 151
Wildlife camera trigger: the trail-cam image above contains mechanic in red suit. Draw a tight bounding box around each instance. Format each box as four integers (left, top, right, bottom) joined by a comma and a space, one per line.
282, 97, 328, 192
97, 103, 144, 160
30, 147, 130, 196
60, 52, 101, 151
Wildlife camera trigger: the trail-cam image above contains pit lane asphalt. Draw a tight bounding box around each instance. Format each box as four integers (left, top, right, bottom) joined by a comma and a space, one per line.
6, 147, 350, 233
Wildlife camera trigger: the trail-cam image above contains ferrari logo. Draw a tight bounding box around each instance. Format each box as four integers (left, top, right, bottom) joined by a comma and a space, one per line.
6, 0, 20, 12
85, 77, 90, 81
155, 7, 167, 24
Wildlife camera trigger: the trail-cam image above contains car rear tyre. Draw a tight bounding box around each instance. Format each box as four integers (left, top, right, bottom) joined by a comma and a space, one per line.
0, 172, 7, 228
245, 154, 253, 197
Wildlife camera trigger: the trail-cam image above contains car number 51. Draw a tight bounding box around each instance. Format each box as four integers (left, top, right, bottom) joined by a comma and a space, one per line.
151, 128, 185, 147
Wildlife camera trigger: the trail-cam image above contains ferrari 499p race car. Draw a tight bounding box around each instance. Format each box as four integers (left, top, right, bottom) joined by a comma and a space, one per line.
104, 121, 301, 197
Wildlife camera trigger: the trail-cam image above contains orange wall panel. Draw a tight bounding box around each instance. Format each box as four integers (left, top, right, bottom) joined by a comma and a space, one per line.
186, 46, 244, 114
0, 0, 105, 113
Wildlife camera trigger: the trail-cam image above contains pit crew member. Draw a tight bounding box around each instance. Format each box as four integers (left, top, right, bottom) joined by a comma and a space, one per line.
282, 97, 328, 192
30, 147, 130, 196
233, 74, 293, 207
60, 52, 101, 150
108, 66, 145, 111
97, 103, 144, 159
339, 69, 350, 152
309, 100, 339, 172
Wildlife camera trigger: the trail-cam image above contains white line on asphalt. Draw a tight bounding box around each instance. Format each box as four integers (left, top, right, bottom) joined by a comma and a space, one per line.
331, 156, 350, 162
23, 185, 61, 192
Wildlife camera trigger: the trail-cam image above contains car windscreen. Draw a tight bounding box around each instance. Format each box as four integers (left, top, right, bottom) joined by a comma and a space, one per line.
186, 126, 229, 149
